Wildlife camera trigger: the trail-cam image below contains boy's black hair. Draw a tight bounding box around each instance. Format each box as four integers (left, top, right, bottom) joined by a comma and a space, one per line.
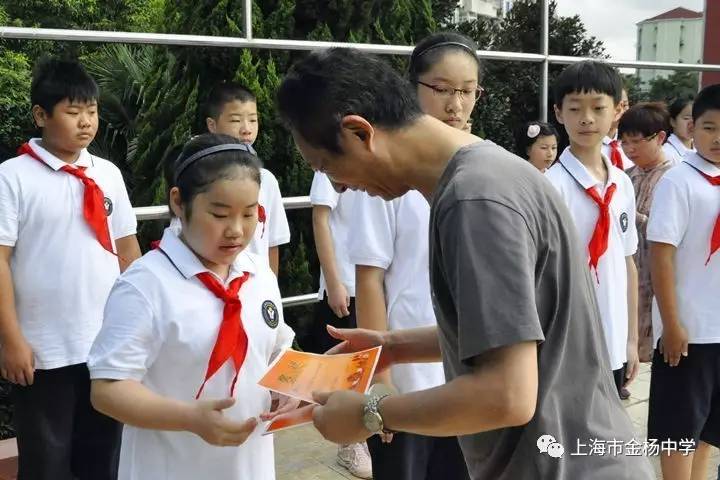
668, 96, 694, 120
31, 57, 99, 114
514, 121, 558, 157
553, 60, 623, 106
618, 102, 670, 139
277, 48, 423, 153
409, 31, 483, 84
692, 84, 720, 121
204, 82, 257, 120
166, 133, 261, 219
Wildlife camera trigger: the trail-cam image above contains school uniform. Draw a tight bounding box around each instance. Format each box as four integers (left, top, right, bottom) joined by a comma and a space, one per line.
545, 148, 639, 376
602, 134, 636, 170
646, 152, 720, 447
662, 133, 695, 166
88, 228, 295, 480
169, 168, 290, 267
309, 172, 358, 353
0, 138, 137, 480
347, 191, 468, 480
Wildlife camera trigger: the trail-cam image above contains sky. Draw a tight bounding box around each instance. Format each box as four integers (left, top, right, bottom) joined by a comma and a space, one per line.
555, 0, 705, 61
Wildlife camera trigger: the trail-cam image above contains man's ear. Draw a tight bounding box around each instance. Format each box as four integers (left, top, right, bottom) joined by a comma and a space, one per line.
206, 117, 217, 133
32, 105, 48, 128
657, 130, 667, 145
339, 115, 375, 152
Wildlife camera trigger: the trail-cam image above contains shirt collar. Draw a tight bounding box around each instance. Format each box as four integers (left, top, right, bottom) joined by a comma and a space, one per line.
668, 134, 691, 156
684, 151, 720, 177
158, 228, 257, 283
28, 138, 93, 170
602, 135, 617, 146
559, 146, 620, 190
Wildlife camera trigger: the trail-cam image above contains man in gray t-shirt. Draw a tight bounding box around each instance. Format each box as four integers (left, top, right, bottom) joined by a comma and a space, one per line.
276, 48, 654, 480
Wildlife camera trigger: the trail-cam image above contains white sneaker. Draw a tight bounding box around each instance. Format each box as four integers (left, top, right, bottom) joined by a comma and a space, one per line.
336, 442, 373, 479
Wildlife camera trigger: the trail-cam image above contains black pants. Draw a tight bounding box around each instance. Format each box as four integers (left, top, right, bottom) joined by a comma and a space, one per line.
612, 362, 628, 397
310, 294, 357, 353
367, 432, 470, 480
12, 363, 122, 480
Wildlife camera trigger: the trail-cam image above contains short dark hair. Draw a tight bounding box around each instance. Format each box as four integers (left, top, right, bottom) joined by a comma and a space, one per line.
409, 31, 483, 84
668, 96, 694, 120
553, 60, 623, 106
166, 133, 261, 219
618, 102, 670, 139
514, 121, 558, 156
204, 81, 256, 120
31, 57, 99, 114
692, 84, 720, 121
277, 48, 423, 153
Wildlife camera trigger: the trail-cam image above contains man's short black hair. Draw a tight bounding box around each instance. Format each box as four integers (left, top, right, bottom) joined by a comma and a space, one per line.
30, 57, 98, 114
553, 60, 623, 107
204, 82, 256, 120
277, 48, 423, 153
692, 84, 720, 121
618, 102, 670, 139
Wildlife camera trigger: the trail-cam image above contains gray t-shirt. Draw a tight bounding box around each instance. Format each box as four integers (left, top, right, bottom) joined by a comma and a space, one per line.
429, 142, 654, 480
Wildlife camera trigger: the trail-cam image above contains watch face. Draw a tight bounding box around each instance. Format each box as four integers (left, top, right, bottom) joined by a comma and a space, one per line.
363, 411, 383, 433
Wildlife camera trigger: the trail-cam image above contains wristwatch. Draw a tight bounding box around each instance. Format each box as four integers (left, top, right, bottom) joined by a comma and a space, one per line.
362, 383, 394, 434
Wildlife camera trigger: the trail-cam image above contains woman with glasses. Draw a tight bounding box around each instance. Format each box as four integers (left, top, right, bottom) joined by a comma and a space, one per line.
348, 31, 480, 480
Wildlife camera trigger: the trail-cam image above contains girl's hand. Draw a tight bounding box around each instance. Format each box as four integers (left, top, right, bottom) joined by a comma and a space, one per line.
188, 397, 257, 446
260, 392, 301, 421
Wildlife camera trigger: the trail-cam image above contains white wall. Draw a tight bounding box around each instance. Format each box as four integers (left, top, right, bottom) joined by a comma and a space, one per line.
637, 17, 703, 86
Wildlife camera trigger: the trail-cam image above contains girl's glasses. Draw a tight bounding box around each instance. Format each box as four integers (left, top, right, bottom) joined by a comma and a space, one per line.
417, 81, 484, 103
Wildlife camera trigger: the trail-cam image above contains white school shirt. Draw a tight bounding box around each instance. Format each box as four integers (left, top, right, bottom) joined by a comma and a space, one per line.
347, 191, 445, 394
545, 148, 639, 370
0, 138, 137, 369
662, 133, 695, 166
168, 168, 290, 267
88, 229, 294, 480
309, 172, 357, 298
602, 135, 636, 170
647, 152, 720, 345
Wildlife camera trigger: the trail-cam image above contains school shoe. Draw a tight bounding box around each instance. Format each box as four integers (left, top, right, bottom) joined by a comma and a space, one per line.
336, 442, 372, 479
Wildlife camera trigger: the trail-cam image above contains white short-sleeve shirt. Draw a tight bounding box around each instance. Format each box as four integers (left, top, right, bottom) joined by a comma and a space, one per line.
347, 191, 445, 394
545, 148, 639, 369
88, 229, 294, 480
662, 133, 695, 166
647, 152, 720, 345
602, 135, 636, 171
168, 168, 290, 267
309, 172, 357, 298
0, 138, 137, 369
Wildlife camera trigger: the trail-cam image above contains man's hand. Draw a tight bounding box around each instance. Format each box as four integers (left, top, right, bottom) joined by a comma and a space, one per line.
325, 326, 394, 373
1, 335, 35, 386
327, 282, 350, 318
260, 392, 302, 421
312, 390, 371, 444
659, 324, 688, 367
188, 398, 257, 446
624, 342, 640, 387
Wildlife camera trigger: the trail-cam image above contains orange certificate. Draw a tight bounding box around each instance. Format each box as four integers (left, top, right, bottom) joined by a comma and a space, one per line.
263, 404, 316, 435
258, 346, 382, 404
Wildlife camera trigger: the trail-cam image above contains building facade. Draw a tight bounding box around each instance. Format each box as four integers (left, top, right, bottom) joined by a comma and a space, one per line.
455, 0, 514, 23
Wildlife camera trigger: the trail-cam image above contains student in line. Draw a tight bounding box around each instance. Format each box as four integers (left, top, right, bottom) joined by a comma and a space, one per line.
663, 96, 696, 165
515, 121, 559, 172
0, 57, 141, 480
601, 87, 635, 170
88, 134, 297, 480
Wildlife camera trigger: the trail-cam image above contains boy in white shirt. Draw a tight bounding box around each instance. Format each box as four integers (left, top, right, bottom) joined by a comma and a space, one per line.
546, 61, 640, 401
0, 58, 141, 480
647, 83, 720, 480
601, 87, 635, 170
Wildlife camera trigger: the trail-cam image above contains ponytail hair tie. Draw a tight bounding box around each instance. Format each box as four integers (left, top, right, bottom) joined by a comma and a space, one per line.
527, 124, 541, 139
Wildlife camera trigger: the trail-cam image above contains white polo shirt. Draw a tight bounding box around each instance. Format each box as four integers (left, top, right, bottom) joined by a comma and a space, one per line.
169, 168, 290, 267
602, 135, 636, 170
347, 191, 445, 394
662, 133, 695, 166
0, 138, 137, 369
545, 148, 638, 370
88, 229, 294, 480
647, 152, 720, 345
309, 172, 357, 298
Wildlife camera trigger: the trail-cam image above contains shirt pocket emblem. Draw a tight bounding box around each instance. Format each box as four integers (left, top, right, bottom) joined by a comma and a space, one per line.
619, 212, 628, 233
262, 300, 279, 329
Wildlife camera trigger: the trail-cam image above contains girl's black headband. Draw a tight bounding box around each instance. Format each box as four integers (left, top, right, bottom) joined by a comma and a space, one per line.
414, 41, 477, 59
173, 143, 257, 184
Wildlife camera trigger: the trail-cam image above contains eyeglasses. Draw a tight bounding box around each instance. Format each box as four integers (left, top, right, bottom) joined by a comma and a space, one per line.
618, 132, 658, 148
417, 81, 484, 103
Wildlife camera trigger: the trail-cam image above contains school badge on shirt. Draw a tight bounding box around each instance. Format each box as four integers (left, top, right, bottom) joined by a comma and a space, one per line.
262, 300, 279, 329
619, 212, 629, 233
103, 197, 113, 216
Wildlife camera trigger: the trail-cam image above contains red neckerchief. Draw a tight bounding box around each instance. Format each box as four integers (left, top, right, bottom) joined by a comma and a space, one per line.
684, 159, 720, 265
609, 140, 624, 170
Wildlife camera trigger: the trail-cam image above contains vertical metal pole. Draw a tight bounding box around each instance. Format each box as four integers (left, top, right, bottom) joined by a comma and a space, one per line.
540, 0, 550, 121
244, 0, 253, 40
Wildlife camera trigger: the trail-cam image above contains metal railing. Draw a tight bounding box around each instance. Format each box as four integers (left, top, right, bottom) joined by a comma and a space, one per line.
4, 0, 719, 306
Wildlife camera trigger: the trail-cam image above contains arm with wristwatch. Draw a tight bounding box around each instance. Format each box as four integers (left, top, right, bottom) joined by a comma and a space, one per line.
312, 325, 538, 443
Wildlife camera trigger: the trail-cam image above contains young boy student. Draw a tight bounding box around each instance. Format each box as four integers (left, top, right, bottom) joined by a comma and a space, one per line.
0, 57, 141, 480
545, 61, 640, 401
601, 87, 635, 170
647, 83, 720, 480
169, 82, 290, 276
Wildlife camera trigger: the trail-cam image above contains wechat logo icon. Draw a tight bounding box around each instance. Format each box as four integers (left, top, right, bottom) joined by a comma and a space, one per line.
537, 434, 565, 458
